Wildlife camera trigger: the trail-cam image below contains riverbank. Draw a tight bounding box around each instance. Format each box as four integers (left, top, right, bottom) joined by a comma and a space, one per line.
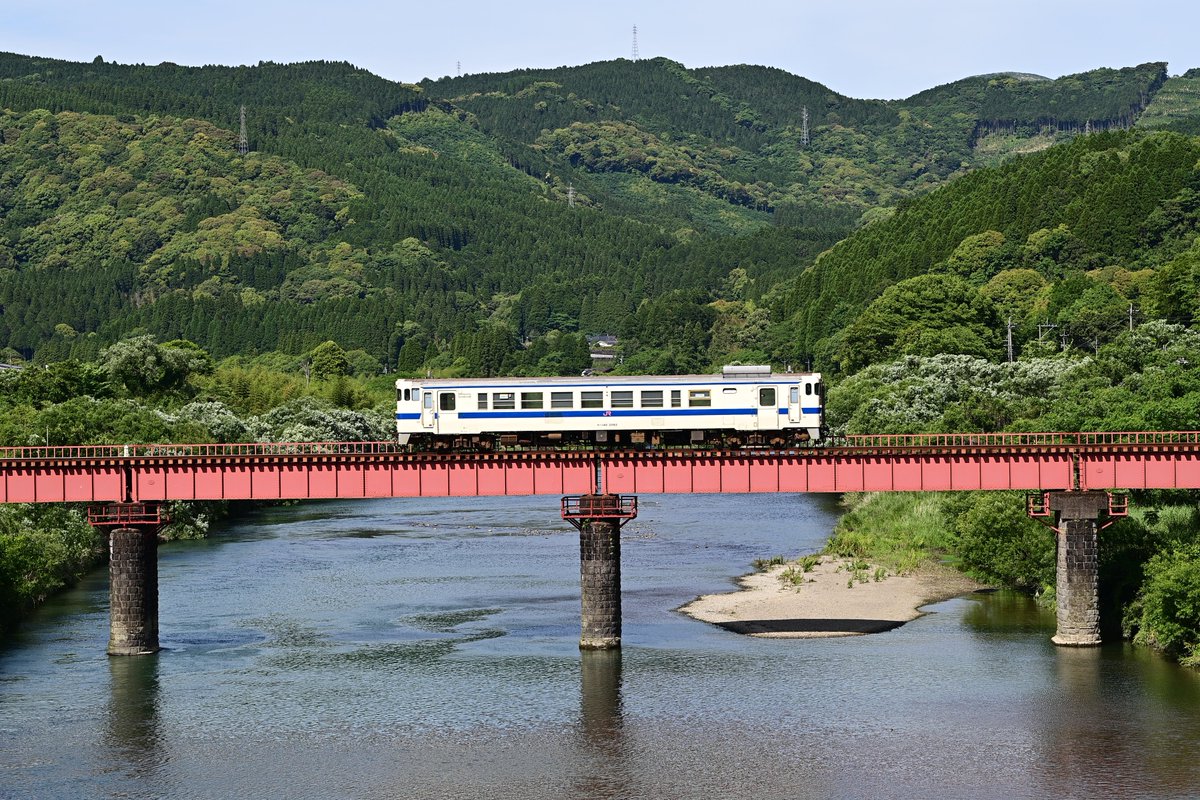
679, 556, 987, 637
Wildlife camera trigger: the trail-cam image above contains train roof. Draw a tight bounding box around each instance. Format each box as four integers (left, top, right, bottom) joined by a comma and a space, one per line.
396, 371, 820, 388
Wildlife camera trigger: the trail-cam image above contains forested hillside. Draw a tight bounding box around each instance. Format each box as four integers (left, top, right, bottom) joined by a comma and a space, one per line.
0, 52, 1183, 371
771, 129, 1200, 370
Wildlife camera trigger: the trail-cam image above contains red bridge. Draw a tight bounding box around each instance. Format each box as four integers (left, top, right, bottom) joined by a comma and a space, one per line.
3, 431, 1199, 504
5, 431, 1199, 657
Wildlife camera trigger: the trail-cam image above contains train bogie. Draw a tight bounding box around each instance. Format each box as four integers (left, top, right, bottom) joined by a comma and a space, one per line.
396, 367, 824, 451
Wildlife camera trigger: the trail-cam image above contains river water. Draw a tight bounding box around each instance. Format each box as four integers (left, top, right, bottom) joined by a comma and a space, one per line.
3, 493, 1200, 799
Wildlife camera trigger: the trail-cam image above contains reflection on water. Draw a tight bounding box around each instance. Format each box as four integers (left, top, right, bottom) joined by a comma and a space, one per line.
3, 494, 1200, 799
960, 588, 1053, 636
574, 650, 628, 798
105, 653, 163, 768
580, 649, 623, 742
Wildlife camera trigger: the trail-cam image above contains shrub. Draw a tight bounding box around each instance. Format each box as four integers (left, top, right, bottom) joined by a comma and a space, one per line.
951, 492, 1054, 592
1133, 546, 1200, 665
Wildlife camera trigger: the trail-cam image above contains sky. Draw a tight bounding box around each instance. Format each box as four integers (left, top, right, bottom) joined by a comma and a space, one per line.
7, 0, 1200, 100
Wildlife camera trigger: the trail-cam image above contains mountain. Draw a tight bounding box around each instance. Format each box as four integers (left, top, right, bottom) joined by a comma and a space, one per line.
0, 52, 1194, 373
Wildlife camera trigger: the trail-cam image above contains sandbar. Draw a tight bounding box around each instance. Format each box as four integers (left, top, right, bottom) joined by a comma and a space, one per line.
679, 556, 987, 638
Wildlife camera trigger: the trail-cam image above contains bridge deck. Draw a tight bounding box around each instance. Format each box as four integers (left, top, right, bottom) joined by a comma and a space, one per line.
1, 432, 1199, 503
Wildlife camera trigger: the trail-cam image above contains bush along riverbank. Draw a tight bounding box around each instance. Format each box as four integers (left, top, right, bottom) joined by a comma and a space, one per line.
821, 491, 1200, 665
0, 505, 100, 630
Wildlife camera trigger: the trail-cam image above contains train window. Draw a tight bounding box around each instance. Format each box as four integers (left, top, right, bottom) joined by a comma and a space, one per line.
397, 387, 404, 402
551, 391, 573, 409
805, 383, 813, 396
477, 393, 488, 410
759, 387, 776, 407
790, 387, 799, 404
688, 390, 711, 407
494, 392, 515, 410
581, 391, 603, 409
439, 393, 456, 411
423, 392, 433, 409
612, 391, 634, 408
722, 387, 737, 394
521, 392, 544, 409
641, 390, 663, 408
405, 389, 412, 402
671, 390, 681, 408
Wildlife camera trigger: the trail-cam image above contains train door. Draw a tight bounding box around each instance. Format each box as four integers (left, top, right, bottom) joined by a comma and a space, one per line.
437, 391, 458, 431
756, 386, 778, 430
788, 384, 802, 423
420, 390, 435, 429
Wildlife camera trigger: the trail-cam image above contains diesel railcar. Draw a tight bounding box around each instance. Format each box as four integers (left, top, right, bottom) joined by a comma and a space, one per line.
395, 366, 824, 450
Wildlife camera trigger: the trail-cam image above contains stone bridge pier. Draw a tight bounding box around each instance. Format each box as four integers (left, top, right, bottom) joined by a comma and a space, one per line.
107, 525, 160, 655
1048, 491, 1110, 647
89, 504, 165, 656
562, 494, 638, 650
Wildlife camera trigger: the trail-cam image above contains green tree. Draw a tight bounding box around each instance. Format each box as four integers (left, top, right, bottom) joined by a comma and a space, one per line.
100, 335, 208, 396
979, 269, 1048, 323
1133, 545, 1200, 665
837, 275, 998, 373
951, 493, 1054, 592
307, 340, 350, 381
943, 230, 1011, 282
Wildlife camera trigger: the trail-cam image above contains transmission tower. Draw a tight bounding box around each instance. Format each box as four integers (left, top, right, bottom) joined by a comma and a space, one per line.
631, 25, 639, 61
801, 106, 810, 148
456, 60, 461, 77
567, 184, 576, 208
237, 104, 248, 156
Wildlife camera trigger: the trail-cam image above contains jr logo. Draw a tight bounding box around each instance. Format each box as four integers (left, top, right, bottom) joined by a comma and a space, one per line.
603, 411, 612, 417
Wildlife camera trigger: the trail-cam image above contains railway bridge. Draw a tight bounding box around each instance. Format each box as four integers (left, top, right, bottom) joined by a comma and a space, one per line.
3, 431, 1199, 655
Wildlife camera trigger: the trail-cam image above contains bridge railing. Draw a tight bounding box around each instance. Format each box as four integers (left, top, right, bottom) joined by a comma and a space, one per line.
0, 441, 407, 460
839, 431, 1200, 448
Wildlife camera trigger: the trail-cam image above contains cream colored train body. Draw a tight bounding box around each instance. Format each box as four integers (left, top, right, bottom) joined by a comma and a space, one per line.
395, 366, 824, 449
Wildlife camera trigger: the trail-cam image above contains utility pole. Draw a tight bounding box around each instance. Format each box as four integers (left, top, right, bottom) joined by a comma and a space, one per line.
1006, 316, 1015, 363
1129, 302, 1136, 332
1038, 321, 1058, 341
237, 105, 249, 156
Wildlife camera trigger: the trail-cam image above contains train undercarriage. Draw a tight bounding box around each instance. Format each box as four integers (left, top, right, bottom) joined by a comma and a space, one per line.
402, 428, 820, 452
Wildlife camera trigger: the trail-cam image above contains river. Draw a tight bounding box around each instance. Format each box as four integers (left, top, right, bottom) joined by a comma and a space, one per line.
3, 493, 1200, 799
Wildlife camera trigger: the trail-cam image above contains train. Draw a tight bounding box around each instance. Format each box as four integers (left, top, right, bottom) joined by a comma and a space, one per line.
395, 365, 824, 450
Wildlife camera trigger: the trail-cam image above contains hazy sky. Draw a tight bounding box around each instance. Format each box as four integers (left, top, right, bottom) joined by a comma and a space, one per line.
8, 0, 1198, 99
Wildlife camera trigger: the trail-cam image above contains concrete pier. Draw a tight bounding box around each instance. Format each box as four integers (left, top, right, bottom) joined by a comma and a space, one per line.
579, 515, 622, 650
1049, 492, 1107, 647
107, 526, 160, 656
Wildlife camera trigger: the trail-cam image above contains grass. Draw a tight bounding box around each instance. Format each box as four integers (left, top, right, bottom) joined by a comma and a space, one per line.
824, 492, 954, 576
752, 554, 786, 571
